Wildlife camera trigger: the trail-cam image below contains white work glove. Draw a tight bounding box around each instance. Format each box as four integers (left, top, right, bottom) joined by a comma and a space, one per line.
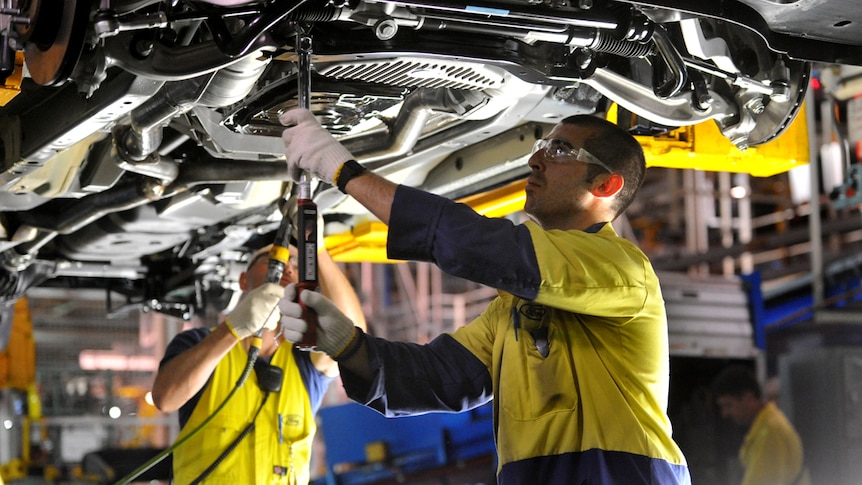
224, 283, 283, 340
280, 109, 353, 185
278, 283, 356, 357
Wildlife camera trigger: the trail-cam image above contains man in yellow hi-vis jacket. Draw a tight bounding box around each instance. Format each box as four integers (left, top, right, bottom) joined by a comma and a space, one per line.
152, 244, 366, 484
713, 365, 811, 485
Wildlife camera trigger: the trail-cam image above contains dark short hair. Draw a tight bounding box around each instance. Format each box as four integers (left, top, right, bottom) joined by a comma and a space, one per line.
711, 364, 762, 399
559, 114, 646, 218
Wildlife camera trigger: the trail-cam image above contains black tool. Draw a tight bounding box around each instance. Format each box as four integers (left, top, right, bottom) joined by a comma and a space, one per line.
293, 30, 321, 350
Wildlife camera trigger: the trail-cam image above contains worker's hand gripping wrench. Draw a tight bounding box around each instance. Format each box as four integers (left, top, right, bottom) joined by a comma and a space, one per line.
249, 32, 319, 359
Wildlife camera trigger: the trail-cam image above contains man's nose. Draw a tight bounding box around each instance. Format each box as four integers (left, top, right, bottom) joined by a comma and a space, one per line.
527, 151, 545, 170
281, 266, 297, 285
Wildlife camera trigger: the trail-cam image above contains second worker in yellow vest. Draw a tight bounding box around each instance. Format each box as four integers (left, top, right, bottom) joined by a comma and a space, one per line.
152, 244, 366, 484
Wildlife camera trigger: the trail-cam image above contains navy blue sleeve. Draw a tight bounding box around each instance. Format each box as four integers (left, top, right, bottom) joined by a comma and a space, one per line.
158, 327, 211, 428
292, 347, 335, 414
340, 333, 493, 416
387, 185, 541, 300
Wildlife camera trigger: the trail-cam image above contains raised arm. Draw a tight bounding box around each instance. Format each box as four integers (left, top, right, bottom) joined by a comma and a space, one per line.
151, 325, 236, 413
152, 282, 282, 412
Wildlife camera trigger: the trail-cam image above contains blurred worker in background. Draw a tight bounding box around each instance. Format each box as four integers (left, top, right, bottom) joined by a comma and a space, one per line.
151, 243, 366, 484
711, 365, 810, 485
276, 108, 691, 484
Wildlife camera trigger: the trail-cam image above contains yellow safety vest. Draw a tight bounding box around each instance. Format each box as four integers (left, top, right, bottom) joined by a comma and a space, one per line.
173, 343, 316, 484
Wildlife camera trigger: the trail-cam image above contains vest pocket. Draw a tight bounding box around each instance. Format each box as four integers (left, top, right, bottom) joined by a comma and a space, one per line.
174, 414, 246, 483
499, 326, 578, 421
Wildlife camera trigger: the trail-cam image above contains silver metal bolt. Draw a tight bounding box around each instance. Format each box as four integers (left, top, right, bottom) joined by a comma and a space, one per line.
375, 19, 398, 41
745, 97, 766, 115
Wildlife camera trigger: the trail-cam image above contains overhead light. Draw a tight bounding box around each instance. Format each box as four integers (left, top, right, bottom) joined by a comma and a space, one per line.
79, 350, 159, 372
730, 185, 748, 199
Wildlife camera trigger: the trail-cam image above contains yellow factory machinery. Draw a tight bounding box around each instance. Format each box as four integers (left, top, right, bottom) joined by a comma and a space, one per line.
326, 104, 811, 263
0, 297, 41, 483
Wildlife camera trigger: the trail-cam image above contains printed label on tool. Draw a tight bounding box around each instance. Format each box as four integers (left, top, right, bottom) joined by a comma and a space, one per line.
303, 245, 316, 280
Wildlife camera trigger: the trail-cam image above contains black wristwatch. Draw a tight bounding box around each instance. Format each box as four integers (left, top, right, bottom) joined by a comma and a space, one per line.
336, 160, 367, 194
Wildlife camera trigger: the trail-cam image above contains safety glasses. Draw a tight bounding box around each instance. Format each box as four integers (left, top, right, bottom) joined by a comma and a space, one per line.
531, 138, 613, 173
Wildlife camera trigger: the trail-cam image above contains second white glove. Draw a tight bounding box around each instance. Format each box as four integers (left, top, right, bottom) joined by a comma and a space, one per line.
225, 282, 284, 340
278, 283, 356, 357
280, 108, 354, 185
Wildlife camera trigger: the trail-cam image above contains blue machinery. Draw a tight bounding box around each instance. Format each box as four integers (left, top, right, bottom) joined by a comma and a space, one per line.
744, 261, 862, 350
316, 401, 495, 485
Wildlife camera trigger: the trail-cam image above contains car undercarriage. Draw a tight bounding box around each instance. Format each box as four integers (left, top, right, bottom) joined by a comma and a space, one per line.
0, 0, 857, 317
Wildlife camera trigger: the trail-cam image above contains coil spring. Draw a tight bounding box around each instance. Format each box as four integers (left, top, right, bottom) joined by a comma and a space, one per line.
591, 31, 654, 58
289, 5, 341, 22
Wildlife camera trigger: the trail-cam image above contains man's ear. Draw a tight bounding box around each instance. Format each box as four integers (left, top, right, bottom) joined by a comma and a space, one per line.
590, 173, 624, 198
238, 271, 250, 292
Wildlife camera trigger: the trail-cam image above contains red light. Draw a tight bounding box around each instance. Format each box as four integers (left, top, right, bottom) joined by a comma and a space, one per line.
811, 77, 822, 91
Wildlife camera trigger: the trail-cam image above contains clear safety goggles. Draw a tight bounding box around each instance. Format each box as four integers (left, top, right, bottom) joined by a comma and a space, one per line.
531, 138, 613, 173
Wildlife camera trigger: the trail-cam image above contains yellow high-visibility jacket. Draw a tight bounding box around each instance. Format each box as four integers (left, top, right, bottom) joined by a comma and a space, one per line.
173, 343, 317, 484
